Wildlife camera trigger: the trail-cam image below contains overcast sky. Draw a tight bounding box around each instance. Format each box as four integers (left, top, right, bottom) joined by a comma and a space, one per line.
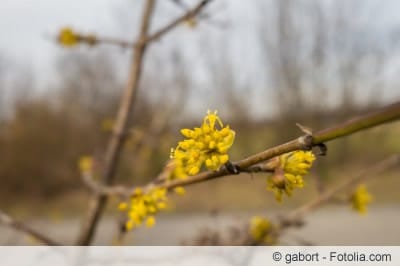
1, 0, 400, 118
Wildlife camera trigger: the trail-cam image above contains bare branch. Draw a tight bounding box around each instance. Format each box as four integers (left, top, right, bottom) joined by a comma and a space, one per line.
76, 0, 214, 246
143, 0, 213, 45
76, 0, 156, 246
0, 210, 61, 246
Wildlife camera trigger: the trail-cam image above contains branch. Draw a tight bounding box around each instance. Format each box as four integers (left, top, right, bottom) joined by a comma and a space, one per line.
76, 0, 156, 246
142, 0, 213, 45
83, 101, 400, 197
76, 0, 214, 246
64, 0, 212, 49
313, 101, 400, 143
0, 210, 61, 246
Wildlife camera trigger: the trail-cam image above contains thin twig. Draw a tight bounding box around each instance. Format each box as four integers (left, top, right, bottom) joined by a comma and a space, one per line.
70, 0, 212, 49
0, 210, 61, 246
142, 0, 213, 45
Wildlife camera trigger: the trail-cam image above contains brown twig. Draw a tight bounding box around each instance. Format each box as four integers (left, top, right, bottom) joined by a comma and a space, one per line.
0, 210, 61, 246
76, 0, 156, 245
72, 0, 211, 49
142, 0, 212, 45
82, 101, 400, 198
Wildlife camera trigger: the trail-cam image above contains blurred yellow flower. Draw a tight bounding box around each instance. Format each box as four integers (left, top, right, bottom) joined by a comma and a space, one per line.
119, 187, 168, 231
101, 118, 115, 132
249, 216, 276, 244
351, 184, 373, 215
174, 186, 186, 195
58, 27, 79, 47
145, 216, 156, 228
78, 156, 93, 173
184, 17, 197, 28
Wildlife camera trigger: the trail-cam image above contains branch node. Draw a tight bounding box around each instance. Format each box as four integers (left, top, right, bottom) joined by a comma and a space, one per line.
224, 161, 240, 175
315, 143, 328, 156
298, 134, 313, 150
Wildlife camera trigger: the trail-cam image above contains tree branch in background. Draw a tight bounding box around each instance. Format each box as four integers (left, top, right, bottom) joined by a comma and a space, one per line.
143, 0, 212, 45
0, 210, 61, 246
77, 0, 214, 246
76, 0, 156, 246
82, 101, 400, 198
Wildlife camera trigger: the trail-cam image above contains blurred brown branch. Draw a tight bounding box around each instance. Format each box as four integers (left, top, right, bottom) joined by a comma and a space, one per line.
143, 0, 212, 45
77, 0, 213, 246
0, 210, 61, 246
76, 0, 157, 246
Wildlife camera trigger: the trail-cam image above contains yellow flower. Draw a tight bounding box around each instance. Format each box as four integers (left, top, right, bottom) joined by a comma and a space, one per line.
267, 151, 315, 202
281, 151, 315, 176
351, 184, 373, 215
118, 202, 128, 211
170, 110, 235, 179
101, 118, 115, 132
249, 216, 276, 244
119, 187, 168, 231
174, 186, 186, 196
145, 216, 156, 228
78, 156, 93, 173
58, 27, 79, 47
184, 17, 197, 28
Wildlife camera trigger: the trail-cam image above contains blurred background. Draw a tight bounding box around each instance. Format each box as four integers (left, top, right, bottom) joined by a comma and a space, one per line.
0, 0, 399, 245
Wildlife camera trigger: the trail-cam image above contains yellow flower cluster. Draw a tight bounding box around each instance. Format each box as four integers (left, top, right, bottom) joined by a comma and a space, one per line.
170, 110, 235, 178
58, 27, 79, 47
101, 118, 115, 132
78, 156, 93, 174
267, 151, 315, 202
249, 216, 276, 244
57, 27, 97, 47
184, 17, 197, 28
118, 188, 168, 231
351, 184, 373, 215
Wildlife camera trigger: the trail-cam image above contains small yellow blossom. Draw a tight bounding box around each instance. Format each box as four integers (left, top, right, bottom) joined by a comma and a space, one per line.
118, 202, 128, 211
58, 27, 79, 47
145, 216, 156, 228
184, 17, 197, 28
174, 186, 186, 196
101, 118, 115, 132
119, 187, 168, 231
249, 216, 276, 244
170, 110, 235, 179
351, 184, 373, 215
267, 151, 315, 202
281, 151, 315, 176
78, 156, 93, 173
